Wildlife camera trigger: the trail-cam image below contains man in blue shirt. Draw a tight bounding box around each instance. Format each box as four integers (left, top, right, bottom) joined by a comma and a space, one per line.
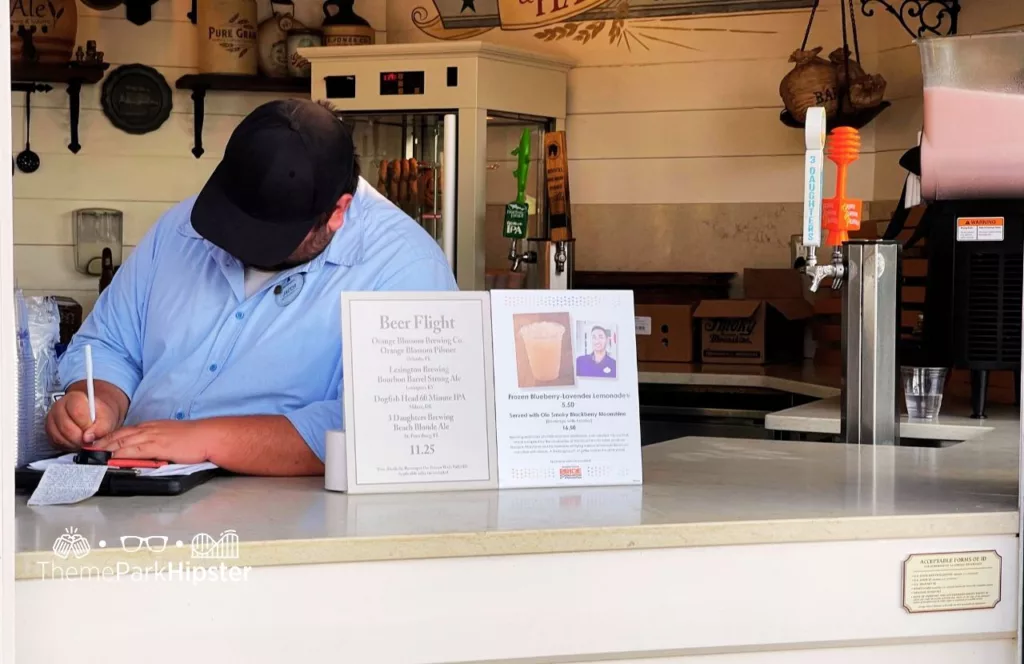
45, 100, 456, 476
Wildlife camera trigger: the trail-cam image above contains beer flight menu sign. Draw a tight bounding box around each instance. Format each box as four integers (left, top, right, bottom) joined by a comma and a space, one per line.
341, 291, 642, 494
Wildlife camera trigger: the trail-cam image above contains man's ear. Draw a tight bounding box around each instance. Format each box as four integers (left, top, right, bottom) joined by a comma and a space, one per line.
327, 194, 354, 232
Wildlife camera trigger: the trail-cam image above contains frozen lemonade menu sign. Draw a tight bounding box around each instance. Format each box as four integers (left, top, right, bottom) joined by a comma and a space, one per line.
490, 290, 643, 488
341, 292, 498, 494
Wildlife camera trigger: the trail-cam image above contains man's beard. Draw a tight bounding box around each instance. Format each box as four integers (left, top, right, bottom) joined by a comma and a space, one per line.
250, 223, 335, 271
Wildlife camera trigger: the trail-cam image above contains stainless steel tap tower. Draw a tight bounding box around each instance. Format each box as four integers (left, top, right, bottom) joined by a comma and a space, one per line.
801, 108, 900, 446
839, 241, 901, 445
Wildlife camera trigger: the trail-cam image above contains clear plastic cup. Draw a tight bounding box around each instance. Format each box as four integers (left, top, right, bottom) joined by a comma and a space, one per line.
901, 367, 948, 420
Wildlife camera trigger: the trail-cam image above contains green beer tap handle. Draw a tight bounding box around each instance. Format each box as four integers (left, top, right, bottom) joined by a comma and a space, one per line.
511, 128, 531, 206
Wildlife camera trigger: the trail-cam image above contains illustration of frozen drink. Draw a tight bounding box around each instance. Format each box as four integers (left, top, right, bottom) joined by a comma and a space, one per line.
519, 321, 566, 382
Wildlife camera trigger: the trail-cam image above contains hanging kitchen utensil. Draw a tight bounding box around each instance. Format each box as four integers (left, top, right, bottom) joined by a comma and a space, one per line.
16, 91, 40, 174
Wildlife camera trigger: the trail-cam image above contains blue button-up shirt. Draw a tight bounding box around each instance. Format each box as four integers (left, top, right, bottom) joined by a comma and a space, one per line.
58, 178, 458, 460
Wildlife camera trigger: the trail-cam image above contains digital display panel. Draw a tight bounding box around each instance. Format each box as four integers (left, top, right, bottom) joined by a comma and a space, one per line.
380, 71, 425, 96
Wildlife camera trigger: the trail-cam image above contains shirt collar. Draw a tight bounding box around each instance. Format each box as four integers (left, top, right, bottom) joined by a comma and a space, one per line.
321, 177, 369, 268
178, 179, 370, 270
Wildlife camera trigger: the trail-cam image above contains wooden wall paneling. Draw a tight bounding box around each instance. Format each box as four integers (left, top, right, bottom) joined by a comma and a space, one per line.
15, 155, 215, 201
14, 245, 136, 291
566, 108, 806, 159
566, 153, 877, 205
14, 199, 169, 246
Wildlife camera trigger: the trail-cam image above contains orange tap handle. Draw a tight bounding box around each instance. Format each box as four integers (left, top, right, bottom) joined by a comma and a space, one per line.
835, 165, 848, 202
822, 127, 863, 247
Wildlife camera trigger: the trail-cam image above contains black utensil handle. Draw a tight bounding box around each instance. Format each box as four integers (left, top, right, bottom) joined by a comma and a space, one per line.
191, 88, 206, 158
68, 81, 82, 154
23, 90, 31, 146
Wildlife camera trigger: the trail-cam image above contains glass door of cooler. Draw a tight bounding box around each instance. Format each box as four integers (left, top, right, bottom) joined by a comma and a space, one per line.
339, 112, 457, 272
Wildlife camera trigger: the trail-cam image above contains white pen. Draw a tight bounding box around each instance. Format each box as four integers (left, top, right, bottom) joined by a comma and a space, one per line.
85, 343, 96, 424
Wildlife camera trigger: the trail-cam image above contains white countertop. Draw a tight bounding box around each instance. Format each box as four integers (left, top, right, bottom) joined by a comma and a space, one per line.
16, 427, 1018, 579
639, 362, 841, 399
765, 397, 1014, 442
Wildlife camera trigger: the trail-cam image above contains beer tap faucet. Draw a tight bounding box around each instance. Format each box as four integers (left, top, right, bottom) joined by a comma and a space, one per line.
805, 246, 845, 293
553, 240, 567, 275
508, 240, 536, 273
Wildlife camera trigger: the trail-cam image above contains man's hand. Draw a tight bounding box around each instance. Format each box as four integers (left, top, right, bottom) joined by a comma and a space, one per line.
93, 420, 214, 465
93, 414, 322, 476
46, 391, 121, 450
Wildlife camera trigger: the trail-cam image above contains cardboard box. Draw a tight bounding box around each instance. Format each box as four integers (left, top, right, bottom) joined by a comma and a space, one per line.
634, 304, 695, 363
743, 268, 807, 300
694, 299, 813, 365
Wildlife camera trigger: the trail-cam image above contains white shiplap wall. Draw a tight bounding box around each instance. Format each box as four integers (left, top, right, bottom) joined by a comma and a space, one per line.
385, 0, 884, 208
12, 0, 385, 313
387, 0, 887, 274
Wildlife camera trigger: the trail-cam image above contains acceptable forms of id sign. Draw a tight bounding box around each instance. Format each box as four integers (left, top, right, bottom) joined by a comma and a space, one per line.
490, 290, 643, 489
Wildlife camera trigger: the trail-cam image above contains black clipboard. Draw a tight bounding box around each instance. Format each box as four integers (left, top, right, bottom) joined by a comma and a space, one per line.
15, 466, 220, 497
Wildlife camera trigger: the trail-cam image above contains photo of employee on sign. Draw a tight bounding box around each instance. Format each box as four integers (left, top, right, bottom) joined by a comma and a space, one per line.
575, 323, 618, 379
45, 99, 457, 477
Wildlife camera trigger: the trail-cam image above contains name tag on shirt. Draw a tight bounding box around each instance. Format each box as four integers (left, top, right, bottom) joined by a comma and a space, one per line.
275, 274, 305, 306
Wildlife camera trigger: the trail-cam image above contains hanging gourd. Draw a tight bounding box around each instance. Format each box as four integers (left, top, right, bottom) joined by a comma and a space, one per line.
779, 0, 889, 130
780, 47, 839, 123
830, 47, 886, 113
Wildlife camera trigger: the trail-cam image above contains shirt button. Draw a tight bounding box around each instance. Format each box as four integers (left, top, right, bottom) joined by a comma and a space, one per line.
209, 363, 218, 372
235, 312, 244, 320
175, 411, 184, 420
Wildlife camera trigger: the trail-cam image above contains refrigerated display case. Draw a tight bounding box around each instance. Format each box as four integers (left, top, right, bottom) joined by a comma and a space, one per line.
302, 42, 573, 290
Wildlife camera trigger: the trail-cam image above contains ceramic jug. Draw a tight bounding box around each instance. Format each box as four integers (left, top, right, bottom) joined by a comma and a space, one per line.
321, 0, 374, 46
258, 0, 301, 78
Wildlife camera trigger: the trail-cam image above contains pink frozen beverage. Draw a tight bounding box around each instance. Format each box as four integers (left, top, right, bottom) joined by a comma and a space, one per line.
922, 86, 1024, 200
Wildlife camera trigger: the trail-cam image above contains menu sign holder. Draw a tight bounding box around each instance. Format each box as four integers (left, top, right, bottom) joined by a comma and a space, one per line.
341, 292, 498, 494
489, 290, 643, 489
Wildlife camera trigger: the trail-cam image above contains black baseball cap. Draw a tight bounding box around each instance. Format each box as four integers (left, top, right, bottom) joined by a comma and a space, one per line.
191, 99, 355, 267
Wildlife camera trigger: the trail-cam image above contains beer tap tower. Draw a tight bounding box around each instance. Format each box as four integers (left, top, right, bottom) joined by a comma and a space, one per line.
504, 128, 574, 290
801, 107, 902, 445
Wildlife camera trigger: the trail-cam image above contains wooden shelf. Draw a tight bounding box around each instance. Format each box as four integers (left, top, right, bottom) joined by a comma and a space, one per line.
12, 61, 109, 85
175, 74, 311, 95
11, 61, 110, 155
174, 74, 311, 158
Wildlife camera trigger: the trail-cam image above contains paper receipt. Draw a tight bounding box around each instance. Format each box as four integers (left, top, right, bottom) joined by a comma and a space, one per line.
27, 465, 108, 506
